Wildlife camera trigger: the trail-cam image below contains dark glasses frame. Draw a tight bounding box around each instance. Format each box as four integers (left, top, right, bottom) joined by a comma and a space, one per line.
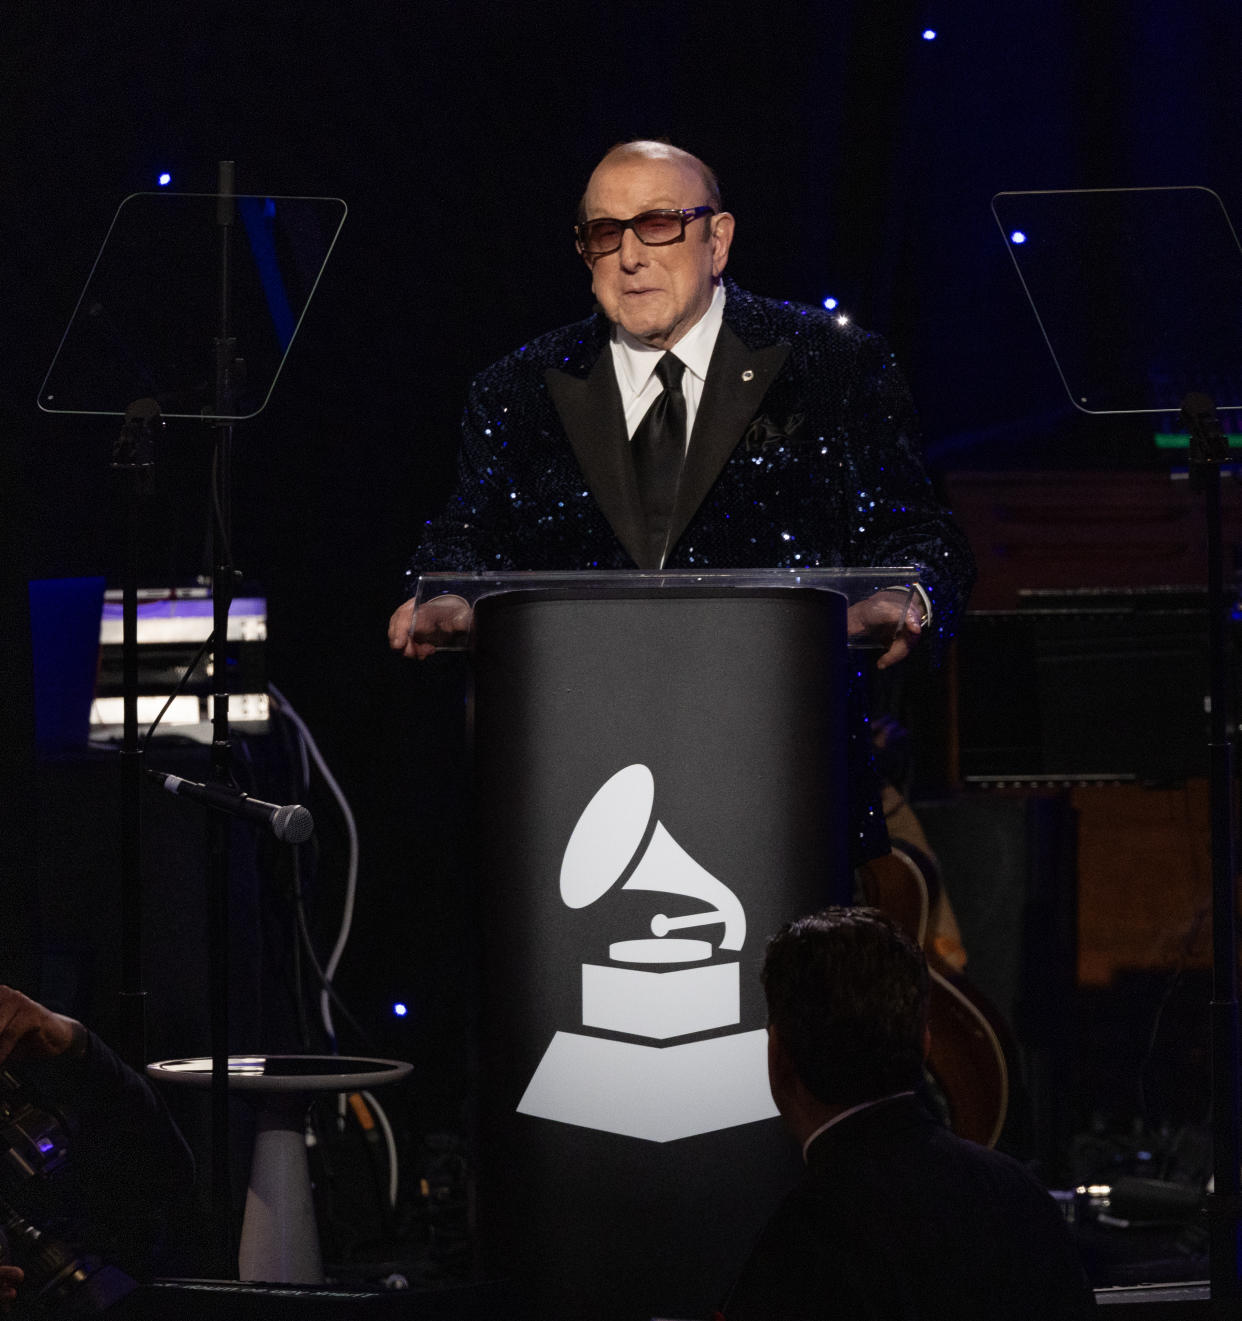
574, 206, 716, 257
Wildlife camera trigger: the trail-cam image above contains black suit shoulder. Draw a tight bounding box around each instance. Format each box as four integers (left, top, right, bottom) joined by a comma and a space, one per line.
471, 311, 610, 385
721, 281, 891, 362
720, 281, 922, 448
725, 1099, 1094, 1321
465, 282, 884, 400
470, 281, 877, 374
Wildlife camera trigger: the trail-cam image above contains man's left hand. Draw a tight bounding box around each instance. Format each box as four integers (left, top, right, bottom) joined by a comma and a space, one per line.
846, 590, 926, 670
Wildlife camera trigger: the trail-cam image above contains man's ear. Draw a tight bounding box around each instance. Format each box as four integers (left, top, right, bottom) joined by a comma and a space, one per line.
709, 211, 735, 278
767, 1024, 797, 1109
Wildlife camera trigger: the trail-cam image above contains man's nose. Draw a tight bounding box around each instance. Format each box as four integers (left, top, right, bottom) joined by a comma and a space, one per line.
618, 226, 648, 270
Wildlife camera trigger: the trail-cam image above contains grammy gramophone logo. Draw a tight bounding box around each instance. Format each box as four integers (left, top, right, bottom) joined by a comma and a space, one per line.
517, 763, 777, 1142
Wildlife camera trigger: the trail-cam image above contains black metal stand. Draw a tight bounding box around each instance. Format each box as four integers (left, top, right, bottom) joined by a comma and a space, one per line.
103, 186, 239, 1273
206, 158, 240, 1278
44, 164, 339, 1287
110, 398, 161, 1071
1181, 392, 1241, 1316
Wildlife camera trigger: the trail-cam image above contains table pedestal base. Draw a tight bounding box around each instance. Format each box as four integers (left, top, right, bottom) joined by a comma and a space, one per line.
239, 1096, 322, 1284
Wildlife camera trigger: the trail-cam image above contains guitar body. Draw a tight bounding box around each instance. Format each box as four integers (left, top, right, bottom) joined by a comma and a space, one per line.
860, 847, 1013, 1148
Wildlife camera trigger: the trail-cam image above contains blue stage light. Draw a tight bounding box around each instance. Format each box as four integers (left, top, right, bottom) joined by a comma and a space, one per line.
822, 297, 838, 311
393, 1002, 408, 1017
158, 172, 172, 187
1010, 230, 1027, 245
922, 29, 937, 41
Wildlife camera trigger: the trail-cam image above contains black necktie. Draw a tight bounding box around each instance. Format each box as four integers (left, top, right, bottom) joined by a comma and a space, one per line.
632, 353, 687, 565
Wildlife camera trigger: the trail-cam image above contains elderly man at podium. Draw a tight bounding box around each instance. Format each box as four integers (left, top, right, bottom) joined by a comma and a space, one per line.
389, 138, 974, 862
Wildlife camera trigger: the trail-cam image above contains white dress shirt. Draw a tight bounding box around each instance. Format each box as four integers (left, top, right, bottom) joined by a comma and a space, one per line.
609, 280, 726, 446
801, 1091, 917, 1164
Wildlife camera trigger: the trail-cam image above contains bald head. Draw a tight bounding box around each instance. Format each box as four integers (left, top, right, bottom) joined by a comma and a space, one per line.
578, 140, 722, 223
576, 140, 734, 350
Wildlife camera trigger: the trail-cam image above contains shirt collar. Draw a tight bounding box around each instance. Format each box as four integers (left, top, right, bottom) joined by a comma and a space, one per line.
800, 1091, 916, 1163
611, 280, 726, 394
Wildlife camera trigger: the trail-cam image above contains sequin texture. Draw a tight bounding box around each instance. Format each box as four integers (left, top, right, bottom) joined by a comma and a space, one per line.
409, 280, 975, 860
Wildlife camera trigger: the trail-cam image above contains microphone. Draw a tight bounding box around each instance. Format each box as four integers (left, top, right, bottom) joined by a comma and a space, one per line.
147, 770, 314, 844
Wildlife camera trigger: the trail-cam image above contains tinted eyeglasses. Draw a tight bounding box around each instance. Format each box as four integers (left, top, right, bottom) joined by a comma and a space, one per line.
575, 206, 716, 257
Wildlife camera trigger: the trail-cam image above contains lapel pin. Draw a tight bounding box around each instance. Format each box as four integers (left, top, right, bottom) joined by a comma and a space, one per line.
741, 369, 754, 382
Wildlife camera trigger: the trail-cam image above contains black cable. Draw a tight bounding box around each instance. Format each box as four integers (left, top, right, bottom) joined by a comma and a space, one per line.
289, 854, 313, 1050
136, 629, 214, 756
208, 444, 235, 574
1137, 904, 1208, 1125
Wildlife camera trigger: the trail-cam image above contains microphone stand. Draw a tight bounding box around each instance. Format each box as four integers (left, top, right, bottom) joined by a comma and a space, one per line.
110, 398, 161, 1071
206, 158, 240, 1278
1181, 393, 1241, 1316
43, 172, 342, 1286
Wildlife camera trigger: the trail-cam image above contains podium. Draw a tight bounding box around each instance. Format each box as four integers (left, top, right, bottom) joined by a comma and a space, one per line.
415, 569, 918, 1320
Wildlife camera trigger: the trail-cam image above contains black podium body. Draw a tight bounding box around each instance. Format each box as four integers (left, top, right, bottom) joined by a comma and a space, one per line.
424, 571, 889, 1320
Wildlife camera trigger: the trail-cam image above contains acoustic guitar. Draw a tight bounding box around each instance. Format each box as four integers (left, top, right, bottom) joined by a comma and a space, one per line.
859, 845, 1014, 1148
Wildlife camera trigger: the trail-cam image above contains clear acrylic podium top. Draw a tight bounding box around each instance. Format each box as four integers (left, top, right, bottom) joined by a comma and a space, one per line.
413, 566, 922, 651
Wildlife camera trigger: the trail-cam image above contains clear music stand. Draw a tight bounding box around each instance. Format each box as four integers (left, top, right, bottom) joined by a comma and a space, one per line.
993, 184, 1242, 1307
991, 186, 1242, 418
39, 191, 347, 419
39, 181, 349, 1277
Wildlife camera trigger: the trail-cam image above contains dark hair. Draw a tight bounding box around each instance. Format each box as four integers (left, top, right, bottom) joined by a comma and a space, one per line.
762, 906, 928, 1108
576, 139, 723, 224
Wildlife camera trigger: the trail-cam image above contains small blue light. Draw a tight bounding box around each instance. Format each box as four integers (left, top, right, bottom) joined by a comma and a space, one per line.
392, 1002, 408, 1017
1010, 230, 1026, 245
37, 1138, 55, 1154
822, 297, 838, 311
158, 172, 172, 187
922, 29, 937, 41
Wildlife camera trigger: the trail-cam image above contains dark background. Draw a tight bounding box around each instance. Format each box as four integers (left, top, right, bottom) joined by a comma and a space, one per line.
3, 0, 1241, 1273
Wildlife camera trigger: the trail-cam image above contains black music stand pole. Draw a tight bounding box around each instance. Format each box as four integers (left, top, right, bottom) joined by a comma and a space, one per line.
1182, 393, 1242, 1315
110, 399, 161, 1070
206, 158, 239, 1276
38, 175, 345, 1281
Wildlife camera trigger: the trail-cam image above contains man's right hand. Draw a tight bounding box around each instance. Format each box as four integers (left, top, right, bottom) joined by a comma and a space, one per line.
0, 1264, 23, 1312
387, 595, 473, 659
0, 986, 84, 1068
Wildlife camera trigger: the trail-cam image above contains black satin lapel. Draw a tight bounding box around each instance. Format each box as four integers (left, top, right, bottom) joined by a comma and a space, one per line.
544, 355, 651, 567
666, 327, 791, 553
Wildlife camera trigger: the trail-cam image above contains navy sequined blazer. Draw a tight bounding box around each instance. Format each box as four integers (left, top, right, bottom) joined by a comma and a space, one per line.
409, 280, 975, 857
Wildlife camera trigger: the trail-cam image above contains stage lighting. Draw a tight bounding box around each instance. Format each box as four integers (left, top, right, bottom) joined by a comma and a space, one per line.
1010, 230, 1027, 245
158, 172, 172, 187
822, 297, 838, 310
393, 1002, 408, 1017
922, 29, 937, 41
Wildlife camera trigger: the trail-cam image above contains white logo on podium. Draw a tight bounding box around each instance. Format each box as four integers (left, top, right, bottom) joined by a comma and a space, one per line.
516, 764, 777, 1142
